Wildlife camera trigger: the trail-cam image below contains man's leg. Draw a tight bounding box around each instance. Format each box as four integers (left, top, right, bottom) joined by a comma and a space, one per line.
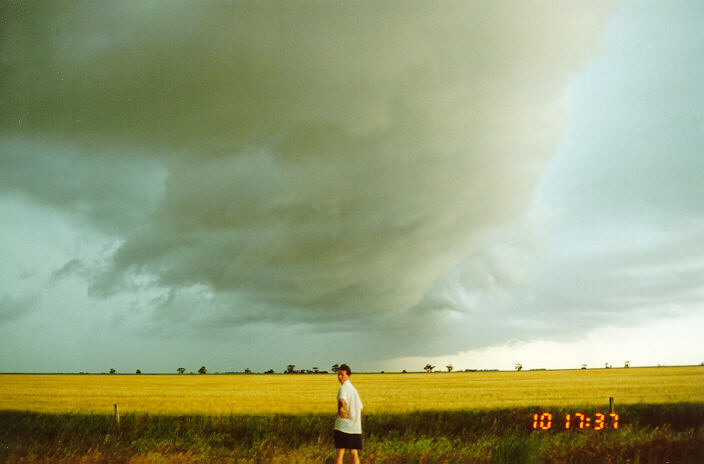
334, 448, 346, 464
350, 448, 361, 464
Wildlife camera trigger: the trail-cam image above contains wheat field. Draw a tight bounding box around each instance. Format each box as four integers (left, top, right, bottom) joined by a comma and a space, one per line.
1, 366, 702, 415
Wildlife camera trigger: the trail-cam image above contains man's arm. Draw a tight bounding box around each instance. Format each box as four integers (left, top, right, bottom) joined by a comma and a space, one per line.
337, 398, 349, 419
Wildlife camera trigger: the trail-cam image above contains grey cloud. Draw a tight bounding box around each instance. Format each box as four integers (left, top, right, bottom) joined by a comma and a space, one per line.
0, 295, 37, 323
419, 220, 704, 358
1, 2, 616, 328
51, 259, 86, 282
50, 258, 110, 284
1, 138, 165, 234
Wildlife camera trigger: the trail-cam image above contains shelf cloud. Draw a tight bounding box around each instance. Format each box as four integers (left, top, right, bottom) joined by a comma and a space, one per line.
1, 2, 617, 331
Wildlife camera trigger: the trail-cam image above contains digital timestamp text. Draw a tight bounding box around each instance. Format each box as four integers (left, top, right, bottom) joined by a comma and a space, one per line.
532, 412, 620, 431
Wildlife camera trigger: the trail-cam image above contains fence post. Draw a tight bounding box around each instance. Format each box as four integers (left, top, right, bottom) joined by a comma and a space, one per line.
609, 397, 615, 414
114, 403, 120, 430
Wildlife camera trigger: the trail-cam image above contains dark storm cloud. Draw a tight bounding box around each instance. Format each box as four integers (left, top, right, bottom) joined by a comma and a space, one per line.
1, 2, 616, 327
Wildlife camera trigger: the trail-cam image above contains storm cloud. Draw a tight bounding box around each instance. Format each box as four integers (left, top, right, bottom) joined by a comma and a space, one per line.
2, 1, 616, 331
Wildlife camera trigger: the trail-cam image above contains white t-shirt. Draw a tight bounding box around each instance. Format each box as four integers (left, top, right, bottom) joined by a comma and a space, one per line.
334, 379, 363, 434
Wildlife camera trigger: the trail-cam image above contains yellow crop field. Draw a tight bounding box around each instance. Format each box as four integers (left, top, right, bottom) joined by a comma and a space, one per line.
1, 366, 702, 416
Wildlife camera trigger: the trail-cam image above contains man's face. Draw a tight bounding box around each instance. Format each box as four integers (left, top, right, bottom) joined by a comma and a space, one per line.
337, 370, 349, 384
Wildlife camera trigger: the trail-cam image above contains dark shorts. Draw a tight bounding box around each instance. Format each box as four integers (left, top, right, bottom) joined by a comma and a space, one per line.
334, 429, 362, 450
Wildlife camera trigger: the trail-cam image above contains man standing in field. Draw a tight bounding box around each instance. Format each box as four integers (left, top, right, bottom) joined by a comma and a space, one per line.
334, 363, 363, 464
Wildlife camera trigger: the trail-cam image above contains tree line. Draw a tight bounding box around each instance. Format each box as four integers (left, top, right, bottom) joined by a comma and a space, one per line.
104, 361, 633, 375
103, 366, 331, 375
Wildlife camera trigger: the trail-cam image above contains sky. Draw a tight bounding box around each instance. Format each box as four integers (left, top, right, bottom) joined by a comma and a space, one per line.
1, 1, 702, 374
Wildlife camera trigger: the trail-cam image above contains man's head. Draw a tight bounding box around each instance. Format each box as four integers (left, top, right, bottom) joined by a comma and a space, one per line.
337, 363, 351, 384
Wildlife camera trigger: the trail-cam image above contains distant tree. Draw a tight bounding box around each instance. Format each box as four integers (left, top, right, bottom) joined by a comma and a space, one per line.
514, 363, 523, 371
624, 361, 630, 368
109, 368, 116, 375
286, 364, 296, 374
198, 366, 207, 374
446, 364, 453, 373
605, 363, 611, 369
402, 369, 407, 374
265, 369, 275, 374
136, 369, 141, 375
331, 364, 340, 373
244, 368, 251, 374
581, 364, 587, 370
177, 367, 186, 374
313, 366, 319, 373
424, 364, 435, 373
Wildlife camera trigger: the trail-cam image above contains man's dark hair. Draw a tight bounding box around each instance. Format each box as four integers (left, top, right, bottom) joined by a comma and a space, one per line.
339, 363, 351, 376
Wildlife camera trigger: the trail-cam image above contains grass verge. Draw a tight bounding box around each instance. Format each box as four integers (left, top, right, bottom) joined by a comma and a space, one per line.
1, 403, 703, 463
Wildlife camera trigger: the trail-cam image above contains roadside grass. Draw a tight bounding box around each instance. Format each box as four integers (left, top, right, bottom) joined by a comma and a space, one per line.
1, 403, 703, 463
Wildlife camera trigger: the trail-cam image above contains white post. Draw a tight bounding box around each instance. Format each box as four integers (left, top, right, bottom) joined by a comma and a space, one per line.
114, 403, 120, 430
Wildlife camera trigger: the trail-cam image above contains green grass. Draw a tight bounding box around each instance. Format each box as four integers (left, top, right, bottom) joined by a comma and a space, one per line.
1, 403, 703, 463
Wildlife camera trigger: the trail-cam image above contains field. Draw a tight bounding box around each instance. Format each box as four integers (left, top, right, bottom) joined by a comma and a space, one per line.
2, 366, 702, 415
1, 366, 703, 463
